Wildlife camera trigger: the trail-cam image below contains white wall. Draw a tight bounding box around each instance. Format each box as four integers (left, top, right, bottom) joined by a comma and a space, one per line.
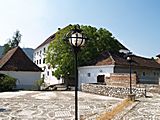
0, 71, 41, 89
78, 65, 114, 88
33, 43, 62, 86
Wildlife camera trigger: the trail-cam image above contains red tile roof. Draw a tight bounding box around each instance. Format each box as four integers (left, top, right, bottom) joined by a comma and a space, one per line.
0, 47, 42, 71
156, 54, 160, 58
89, 51, 160, 69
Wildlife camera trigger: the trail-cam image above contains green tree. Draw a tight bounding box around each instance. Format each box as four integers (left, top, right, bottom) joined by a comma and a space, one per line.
3, 42, 11, 55
12, 30, 22, 47
2, 30, 22, 55
46, 24, 126, 83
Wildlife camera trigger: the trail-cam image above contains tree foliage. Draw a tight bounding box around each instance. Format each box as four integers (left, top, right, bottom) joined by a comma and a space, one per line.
0, 73, 17, 91
2, 30, 22, 55
46, 25, 126, 82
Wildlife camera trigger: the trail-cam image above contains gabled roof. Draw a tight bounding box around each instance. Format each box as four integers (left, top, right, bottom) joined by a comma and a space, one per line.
35, 34, 55, 50
156, 54, 160, 58
34, 25, 72, 50
0, 47, 42, 71
88, 51, 160, 69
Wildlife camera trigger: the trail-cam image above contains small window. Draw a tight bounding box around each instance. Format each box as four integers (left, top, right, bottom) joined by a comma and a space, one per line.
134, 71, 137, 74
97, 75, 105, 83
40, 50, 42, 55
143, 72, 145, 76
37, 60, 38, 64
39, 59, 41, 64
154, 72, 156, 76
37, 52, 39, 55
43, 58, 45, 63
44, 47, 46, 53
87, 73, 91, 77
47, 71, 49, 76
42, 74, 45, 79
48, 65, 50, 69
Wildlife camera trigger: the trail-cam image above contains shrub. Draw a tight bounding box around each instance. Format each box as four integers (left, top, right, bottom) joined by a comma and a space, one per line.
0, 73, 17, 92
35, 79, 44, 90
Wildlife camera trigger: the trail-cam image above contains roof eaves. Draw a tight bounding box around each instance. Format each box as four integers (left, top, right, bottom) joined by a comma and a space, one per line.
0, 47, 18, 69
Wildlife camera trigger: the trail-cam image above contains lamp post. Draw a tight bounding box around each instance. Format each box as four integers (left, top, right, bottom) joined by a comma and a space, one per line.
127, 56, 132, 94
119, 49, 135, 101
66, 25, 86, 120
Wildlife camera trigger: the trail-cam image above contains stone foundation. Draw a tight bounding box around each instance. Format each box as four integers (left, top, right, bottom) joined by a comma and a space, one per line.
81, 83, 145, 98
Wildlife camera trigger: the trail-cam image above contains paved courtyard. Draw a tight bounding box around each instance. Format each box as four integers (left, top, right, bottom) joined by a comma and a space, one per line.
0, 91, 122, 120
122, 92, 160, 120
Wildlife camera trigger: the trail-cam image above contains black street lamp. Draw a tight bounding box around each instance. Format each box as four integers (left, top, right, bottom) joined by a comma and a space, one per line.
66, 25, 86, 120
127, 56, 132, 94
119, 49, 135, 101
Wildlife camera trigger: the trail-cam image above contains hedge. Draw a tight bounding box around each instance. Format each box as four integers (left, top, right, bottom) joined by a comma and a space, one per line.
0, 73, 17, 92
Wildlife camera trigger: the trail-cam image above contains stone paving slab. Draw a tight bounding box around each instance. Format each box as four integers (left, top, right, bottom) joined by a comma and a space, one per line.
0, 91, 122, 120
122, 92, 160, 120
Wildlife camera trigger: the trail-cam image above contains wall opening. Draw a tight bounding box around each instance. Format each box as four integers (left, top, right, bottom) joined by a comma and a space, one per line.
97, 75, 105, 83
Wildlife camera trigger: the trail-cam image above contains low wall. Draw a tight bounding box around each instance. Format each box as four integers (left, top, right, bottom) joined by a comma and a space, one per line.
106, 73, 137, 87
81, 83, 145, 98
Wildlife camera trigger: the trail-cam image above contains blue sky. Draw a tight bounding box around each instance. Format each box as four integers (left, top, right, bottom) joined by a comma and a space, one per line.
0, 0, 159, 57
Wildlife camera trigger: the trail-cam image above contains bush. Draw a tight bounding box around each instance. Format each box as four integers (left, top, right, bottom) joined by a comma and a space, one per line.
0, 73, 17, 92
35, 79, 44, 90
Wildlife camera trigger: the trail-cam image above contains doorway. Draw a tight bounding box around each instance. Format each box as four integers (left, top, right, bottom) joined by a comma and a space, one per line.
97, 75, 105, 83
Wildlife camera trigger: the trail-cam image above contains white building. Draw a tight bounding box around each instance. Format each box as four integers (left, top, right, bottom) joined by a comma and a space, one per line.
33, 34, 63, 86
78, 51, 160, 88
0, 47, 42, 89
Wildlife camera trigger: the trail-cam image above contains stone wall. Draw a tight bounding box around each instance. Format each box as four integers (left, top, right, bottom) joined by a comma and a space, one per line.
106, 73, 137, 87
81, 83, 145, 98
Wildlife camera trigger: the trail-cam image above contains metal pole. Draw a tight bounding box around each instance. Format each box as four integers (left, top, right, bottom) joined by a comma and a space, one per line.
74, 49, 78, 120
129, 61, 132, 94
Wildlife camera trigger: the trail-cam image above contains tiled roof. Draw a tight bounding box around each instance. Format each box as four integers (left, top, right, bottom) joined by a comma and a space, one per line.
156, 54, 160, 57
89, 51, 160, 69
34, 24, 72, 50
0, 47, 42, 71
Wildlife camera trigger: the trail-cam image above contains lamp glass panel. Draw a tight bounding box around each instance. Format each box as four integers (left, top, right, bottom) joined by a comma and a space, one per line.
127, 56, 131, 61
71, 32, 83, 47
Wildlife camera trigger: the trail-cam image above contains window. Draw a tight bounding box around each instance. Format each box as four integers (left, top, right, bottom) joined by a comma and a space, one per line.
97, 75, 105, 83
42, 74, 45, 79
43, 47, 46, 53
87, 73, 91, 77
154, 72, 156, 76
37, 60, 38, 64
47, 71, 49, 76
43, 58, 45, 64
39, 59, 41, 64
48, 65, 51, 69
143, 72, 145, 76
134, 71, 137, 74
40, 50, 42, 55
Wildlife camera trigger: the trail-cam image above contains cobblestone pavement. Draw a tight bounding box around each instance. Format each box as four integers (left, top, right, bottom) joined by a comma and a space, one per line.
0, 91, 122, 120
122, 92, 160, 120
